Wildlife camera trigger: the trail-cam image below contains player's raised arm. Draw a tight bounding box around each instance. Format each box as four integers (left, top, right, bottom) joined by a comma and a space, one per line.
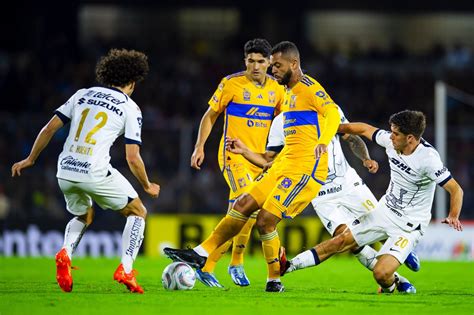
225, 137, 277, 168
440, 178, 464, 231
125, 143, 160, 198
11, 115, 64, 177
191, 107, 220, 170
342, 134, 379, 174
338, 122, 378, 142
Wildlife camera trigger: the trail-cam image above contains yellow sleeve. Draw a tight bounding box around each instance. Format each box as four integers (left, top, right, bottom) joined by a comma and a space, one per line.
208, 77, 234, 113
318, 106, 340, 145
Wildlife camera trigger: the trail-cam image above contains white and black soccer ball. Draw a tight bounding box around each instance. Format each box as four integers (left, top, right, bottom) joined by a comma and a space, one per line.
161, 262, 196, 290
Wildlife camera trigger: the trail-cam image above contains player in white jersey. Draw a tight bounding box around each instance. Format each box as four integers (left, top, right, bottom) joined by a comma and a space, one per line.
280, 110, 464, 294
226, 107, 419, 292
11, 49, 160, 294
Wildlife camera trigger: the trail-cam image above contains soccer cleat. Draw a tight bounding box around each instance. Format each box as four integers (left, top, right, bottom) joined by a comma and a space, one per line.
195, 269, 224, 288
397, 279, 417, 294
265, 280, 285, 292
228, 265, 250, 286
404, 252, 421, 272
55, 248, 73, 292
163, 247, 207, 269
113, 264, 144, 294
279, 246, 291, 276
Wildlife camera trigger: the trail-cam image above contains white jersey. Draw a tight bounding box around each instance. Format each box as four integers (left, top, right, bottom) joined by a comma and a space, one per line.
373, 129, 452, 228
55, 86, 142, 182
267, 107, 363, 199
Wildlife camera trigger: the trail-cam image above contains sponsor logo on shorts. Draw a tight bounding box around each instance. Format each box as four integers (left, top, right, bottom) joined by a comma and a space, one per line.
352, 219, 360, 226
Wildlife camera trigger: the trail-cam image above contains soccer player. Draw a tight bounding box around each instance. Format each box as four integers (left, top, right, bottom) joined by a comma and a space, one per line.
190, 38, 285, 287
11, 49, 160, 294
165, 41, 341, 292
280, 110, 464, 293
226, 108, 419, 293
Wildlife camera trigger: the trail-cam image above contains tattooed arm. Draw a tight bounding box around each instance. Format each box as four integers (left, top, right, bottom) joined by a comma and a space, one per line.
342, 134, 379, 174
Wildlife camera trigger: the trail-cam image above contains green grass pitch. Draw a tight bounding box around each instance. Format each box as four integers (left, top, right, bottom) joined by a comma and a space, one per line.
1, 256, 473, 315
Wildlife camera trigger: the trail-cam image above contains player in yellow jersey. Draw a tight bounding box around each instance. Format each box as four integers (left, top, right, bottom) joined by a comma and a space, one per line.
165, 41, 340, 292
190, 38, 284, 287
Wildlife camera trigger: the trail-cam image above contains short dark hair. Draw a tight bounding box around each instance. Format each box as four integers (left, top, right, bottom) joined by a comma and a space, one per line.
389, 110, 426, 139
95, 48, 149, 87
271, 41, 300, 59
244, 38, 272, 58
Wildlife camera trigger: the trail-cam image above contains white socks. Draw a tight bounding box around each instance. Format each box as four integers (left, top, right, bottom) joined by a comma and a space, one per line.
121, 216, 145, 273
193, 245, 209, 257
62, 217, 88, 259
354, 246, 378, 270
288, 249, 320, 273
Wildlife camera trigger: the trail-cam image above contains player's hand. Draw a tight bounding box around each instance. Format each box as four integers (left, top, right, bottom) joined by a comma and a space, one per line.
225, 137, 247, 154
363, 159, 379, 174
144, 182, 160, 198
441, 216, 463, 231
191, 147, 205, 170
314, 144, 328, 159
11, 157, 35, 177
262, 160, 274, 172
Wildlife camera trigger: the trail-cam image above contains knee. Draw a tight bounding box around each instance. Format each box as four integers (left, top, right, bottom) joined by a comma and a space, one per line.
332, 234, 346, 252
79, 209, 94, 225
255, 217, 275, 235
233, 193, 255, 216
373, 264, 391, 283
122, 199, 147, 219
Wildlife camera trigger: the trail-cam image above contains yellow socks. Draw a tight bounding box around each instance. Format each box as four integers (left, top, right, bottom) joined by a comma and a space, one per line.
230, 213, 257, 266
201, 240, 232, 273
201, 209, 248, 257
260, 229, 281, 280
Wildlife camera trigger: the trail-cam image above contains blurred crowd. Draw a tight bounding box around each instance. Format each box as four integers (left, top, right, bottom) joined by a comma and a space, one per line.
1, 37, 473, 225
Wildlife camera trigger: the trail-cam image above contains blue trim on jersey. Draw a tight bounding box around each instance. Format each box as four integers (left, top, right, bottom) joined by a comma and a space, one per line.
420, 138, 433, 148
438, 175, 452, 187
100, 86, 129, 101
311, 157, 325, 184
283, 111, 320, 128
54, 110, 71, 124
266, 145, 284, 153
225, 71, 246, 79
226, 102, 274, 120
372, 129, 382, 142
125, 138, 142, 145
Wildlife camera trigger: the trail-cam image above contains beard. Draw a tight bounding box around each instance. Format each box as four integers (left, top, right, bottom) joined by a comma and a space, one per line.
279, 69, 292, 86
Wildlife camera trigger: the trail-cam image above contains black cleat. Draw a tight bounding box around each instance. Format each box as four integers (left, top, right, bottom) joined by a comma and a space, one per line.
265, 280, 285, 292
279, 246, 290, 276
163, 247, 207, 269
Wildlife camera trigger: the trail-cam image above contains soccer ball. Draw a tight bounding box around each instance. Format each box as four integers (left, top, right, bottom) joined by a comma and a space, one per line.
161, 262, 196, 290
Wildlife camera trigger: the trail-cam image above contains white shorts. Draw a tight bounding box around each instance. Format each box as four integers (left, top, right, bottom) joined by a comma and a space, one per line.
349, 202, 423, 264
312, 182, 377, 236
58, 168, 138, 216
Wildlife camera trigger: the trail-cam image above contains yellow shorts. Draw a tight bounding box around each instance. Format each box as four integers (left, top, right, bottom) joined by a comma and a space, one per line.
248, 159, 327, 219
221, 160, 262, 201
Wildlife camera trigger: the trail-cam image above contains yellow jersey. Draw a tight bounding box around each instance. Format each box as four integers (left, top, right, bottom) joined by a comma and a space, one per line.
208, 71, 285, 170
279, 74, 339, 174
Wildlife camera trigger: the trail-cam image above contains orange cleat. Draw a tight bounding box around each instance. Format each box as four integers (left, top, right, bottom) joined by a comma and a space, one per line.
113, 264, 144, 294
55, 248, 73, 292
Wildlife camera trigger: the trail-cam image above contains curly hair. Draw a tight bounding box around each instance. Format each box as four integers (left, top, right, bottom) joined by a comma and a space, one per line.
389, 110, 426, 139
95, 48, 149, 87
244, 38, 272, 58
